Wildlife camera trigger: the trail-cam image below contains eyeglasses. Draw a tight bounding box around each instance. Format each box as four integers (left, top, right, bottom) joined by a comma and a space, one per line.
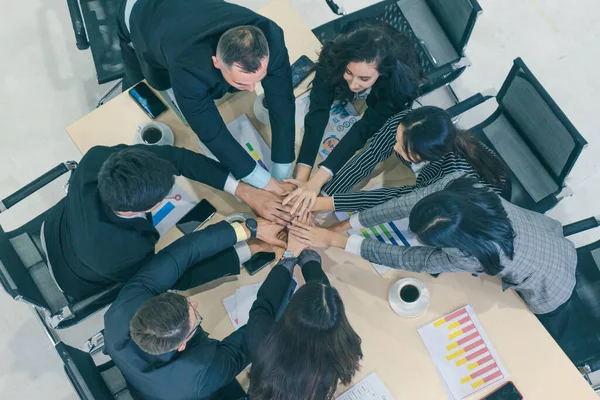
182, 303, 203, 343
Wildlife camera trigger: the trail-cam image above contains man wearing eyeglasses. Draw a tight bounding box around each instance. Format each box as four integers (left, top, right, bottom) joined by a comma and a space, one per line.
104, 217, 285, 400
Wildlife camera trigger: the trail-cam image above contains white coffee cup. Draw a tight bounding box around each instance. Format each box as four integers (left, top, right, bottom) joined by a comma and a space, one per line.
134, 121, 174, 146
388, 278, 430, 318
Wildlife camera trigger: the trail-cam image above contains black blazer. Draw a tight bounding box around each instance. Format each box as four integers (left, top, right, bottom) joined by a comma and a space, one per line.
43, 144, 230, 300
104, 222, 249, 400
297, 70, 403, 174
128, 0, 296, 179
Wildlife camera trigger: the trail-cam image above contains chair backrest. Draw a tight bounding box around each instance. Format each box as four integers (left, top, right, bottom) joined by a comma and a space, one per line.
56, 342, 117, 400
79, 0, 124, 84
425, 0, 482, 55
497, 58, 587, 188
0, 226, 50, 310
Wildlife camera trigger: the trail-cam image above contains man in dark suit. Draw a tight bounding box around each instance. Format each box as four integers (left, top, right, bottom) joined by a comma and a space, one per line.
42, 144, 288, 300
118, 0, 296, 194
104, 217, 283, 400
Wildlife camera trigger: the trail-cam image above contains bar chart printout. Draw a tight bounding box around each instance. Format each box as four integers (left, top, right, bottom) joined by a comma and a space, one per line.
336, 373, 395, 400
418, 305, 508, 399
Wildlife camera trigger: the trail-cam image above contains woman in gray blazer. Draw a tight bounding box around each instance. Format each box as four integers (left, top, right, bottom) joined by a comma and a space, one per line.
290, 172, 578, 340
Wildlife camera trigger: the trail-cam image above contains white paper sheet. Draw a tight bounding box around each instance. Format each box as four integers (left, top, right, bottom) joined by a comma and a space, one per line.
335, 212, 419, 276
418, 306, 508, 399
198, 114, 272, 171
336, 373, 395, 400
151, 183, 197, 237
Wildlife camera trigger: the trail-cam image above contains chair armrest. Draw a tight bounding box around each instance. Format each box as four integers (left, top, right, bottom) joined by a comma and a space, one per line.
66, 0, 89, 50
563, 217, 599, 237
446, 91, 495, 118
1, 161, 77, 212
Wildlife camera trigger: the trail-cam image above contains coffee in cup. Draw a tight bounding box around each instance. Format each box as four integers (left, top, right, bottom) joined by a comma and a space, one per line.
142, 127, 163, 144
400, 284, 420, 303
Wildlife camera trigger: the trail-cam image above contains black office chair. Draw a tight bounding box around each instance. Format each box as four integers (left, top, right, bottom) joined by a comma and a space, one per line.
446, 57, 587, 213
66, 0, 124, 107
0, 162, 122, 330
57, 341, 247, 400
559, 217, 600, 390
312, 0, 482, 98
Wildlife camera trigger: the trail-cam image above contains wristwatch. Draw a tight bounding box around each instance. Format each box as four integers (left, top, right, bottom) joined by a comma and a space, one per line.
245, 218, 258, 239
281, 250, 296, 259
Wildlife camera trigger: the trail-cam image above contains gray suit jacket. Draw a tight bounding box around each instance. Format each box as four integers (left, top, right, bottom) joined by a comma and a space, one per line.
354, 172, 577, 314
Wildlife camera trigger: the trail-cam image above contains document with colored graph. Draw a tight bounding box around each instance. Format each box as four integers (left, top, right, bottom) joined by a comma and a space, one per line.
418, 306, 508, 399
198, 114, 272, 171
335, 212, 419, 275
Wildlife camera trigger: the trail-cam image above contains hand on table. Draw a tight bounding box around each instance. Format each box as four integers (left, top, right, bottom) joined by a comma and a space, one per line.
236, 183, 293, 225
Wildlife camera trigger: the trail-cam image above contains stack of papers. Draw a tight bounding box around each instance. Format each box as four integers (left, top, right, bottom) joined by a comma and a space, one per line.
223, 280, 298, 330
222, 283, 262, 330
336, 373, 395, 400
151, 183, 196, 236
418, 306, 508, 399
336, 211, 419, 275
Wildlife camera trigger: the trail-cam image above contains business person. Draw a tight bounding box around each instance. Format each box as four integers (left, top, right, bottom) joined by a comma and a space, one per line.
118, 0, 295, 192
246, 238, 362, 399
284, 25, 422, 213
291, 175, 578, 340
104, 217, 284, 400
43, 144, 288, 300
310, 106, 506, 212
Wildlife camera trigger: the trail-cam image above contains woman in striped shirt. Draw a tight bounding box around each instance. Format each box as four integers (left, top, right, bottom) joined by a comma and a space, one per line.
307, 106, 507, 213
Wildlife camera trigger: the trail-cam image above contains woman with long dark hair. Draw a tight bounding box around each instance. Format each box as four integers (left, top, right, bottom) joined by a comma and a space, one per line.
246, 232, 362, 399
290, 176, 577, 339
284, 25, 423, 215
310, 106, 507, 212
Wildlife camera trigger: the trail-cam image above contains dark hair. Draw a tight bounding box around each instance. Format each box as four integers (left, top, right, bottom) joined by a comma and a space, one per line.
248, 282, 362, 400
317, 24, 423, 109
97, 147, 177, 212
217, 25, 269, 73
409, 177, 515, 276
130, 292, 191, 355
399, 106, 507, 187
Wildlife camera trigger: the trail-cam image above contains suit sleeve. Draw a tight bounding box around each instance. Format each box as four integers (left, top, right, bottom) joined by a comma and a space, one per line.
169, 67, 257, 180
261, 23, 296, 165
320, 94, 398, 174
196, 327, 249, 398
245, 264, 293, 359
133, 144, 230, 190
117, 221, 238, 301
297, 70, 334, 167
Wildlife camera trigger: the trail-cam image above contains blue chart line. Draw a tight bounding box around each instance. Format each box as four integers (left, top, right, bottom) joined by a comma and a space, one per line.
388, 221, 411, 247
152, 201, 175, 226
368, 227, 386, 243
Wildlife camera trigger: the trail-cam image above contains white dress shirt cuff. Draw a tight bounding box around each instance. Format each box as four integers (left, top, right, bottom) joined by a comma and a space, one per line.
224, 174, 240, 195
234, 241, 252, 264
242, 164, 271, 189
344, 234, 365, 256
271, 162, 293, 181
319, 165, 334, 177
349, 213, 364, 230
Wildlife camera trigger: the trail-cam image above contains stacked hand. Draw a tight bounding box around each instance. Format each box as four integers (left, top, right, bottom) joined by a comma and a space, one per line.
236, 183, 296, 225
282, 178, 321, 217
289, 219, 348, 249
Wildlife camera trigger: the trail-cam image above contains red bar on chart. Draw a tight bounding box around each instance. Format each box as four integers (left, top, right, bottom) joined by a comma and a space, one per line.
456, 347, 489, 366
446, 332, 481, 351
448, 316, 471, 330
448, 323, 477, 340
471, 369, 503, 388
463, 339, 484, 353
460, 363, 497, 384
466, 354, 494, 371
434, 307, 468, 327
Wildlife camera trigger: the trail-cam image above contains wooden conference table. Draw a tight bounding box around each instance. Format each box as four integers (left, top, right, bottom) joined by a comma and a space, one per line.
65, 0, 596, 398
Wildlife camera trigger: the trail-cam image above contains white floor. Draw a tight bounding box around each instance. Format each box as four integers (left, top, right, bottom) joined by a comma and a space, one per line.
1, 0, 599, 398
